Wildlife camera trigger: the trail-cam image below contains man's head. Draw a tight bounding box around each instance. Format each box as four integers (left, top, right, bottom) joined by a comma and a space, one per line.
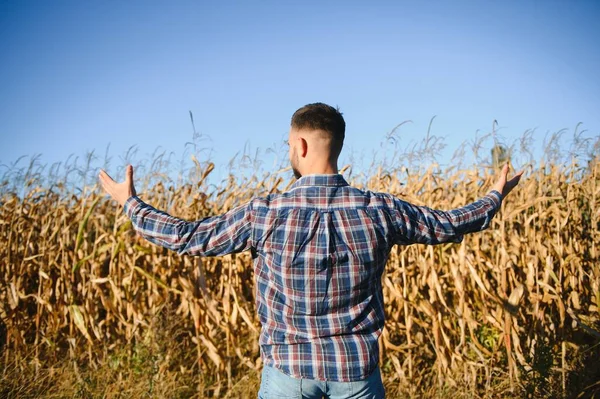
288, 103, 346, 178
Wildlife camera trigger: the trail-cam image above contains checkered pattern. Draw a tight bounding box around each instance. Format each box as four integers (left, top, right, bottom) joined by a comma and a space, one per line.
124, 174, 502, 382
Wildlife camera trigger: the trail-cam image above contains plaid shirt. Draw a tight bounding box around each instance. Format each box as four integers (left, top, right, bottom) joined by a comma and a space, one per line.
124, 174, 502, 382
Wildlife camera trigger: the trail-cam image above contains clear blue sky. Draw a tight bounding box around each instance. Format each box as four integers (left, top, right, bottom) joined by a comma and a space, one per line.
1, 0, 599, 181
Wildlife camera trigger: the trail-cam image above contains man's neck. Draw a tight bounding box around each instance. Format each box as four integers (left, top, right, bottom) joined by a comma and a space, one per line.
301, 164, 338, 176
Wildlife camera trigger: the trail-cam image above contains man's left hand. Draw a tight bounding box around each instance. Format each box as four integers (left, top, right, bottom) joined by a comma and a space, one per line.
99, 164, 137, 207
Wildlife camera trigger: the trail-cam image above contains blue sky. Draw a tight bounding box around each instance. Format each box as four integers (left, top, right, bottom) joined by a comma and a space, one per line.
1, 0, 599, 183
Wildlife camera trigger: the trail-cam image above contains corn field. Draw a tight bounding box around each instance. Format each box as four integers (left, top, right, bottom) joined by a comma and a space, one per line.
1, 136, 599, 398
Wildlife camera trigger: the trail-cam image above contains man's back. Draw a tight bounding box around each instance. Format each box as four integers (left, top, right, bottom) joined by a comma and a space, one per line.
249, 174, 501, 382
252, 174, 395, 381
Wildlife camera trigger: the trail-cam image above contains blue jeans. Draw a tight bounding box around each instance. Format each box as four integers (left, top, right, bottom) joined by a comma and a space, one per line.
258, 365, 385, 399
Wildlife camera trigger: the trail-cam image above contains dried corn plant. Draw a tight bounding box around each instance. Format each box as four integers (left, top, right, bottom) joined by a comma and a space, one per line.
1, 133, 599, 398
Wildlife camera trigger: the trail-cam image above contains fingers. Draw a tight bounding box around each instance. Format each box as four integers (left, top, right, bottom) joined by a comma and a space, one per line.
501, 163, 524, 183
127, 164, 137, 197
496, 163, 509, 186
504, 168, 524, 197
99, 169, 117, 183
491, 163, 524, 198
98, 172, 115, 199
98, 169, 115, 188
98, 169, 122, 201
99, 167, 132, 186
507, 170, 524, 187
501, 163, 509, 177
126, 165, 134, 183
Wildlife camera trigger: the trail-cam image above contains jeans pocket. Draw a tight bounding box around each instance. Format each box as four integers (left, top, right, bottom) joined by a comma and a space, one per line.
258, 366, 301, 398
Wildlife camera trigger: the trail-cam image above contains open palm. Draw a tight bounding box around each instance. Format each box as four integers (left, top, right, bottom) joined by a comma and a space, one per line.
491, 163, 524, 198
99, 165, 137, 206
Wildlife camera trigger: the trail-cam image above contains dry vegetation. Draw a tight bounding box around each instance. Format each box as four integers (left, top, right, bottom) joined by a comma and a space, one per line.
1, 130, 599, 398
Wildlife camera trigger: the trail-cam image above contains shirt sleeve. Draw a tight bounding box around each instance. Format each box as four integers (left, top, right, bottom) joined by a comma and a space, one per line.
390, 190, 502, 245
123, 196, 253, 256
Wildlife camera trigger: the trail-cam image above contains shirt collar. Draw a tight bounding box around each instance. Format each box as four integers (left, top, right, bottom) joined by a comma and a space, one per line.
289, 174, 349, 189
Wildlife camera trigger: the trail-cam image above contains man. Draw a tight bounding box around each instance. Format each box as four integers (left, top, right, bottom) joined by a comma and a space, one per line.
99, 103, 523, 399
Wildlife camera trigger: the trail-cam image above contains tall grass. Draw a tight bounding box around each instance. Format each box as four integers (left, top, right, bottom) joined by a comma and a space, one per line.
1, 126, 599, 398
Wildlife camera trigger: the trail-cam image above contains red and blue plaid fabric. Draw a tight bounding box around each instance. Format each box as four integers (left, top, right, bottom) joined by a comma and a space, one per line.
124, 174, 502, 382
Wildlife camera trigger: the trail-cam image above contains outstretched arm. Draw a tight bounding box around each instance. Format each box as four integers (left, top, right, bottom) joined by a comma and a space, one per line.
392, 163, 523, 245
99, 165, 252, 256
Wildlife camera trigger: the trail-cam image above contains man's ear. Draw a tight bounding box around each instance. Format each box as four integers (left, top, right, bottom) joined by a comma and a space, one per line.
299, 137, 308, 158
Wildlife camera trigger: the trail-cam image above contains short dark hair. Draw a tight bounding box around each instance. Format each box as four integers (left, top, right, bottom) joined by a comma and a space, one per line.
291, 103, 345, 158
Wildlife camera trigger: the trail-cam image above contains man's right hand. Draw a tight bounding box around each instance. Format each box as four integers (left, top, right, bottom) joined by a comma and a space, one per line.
491, 163, 524, 199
